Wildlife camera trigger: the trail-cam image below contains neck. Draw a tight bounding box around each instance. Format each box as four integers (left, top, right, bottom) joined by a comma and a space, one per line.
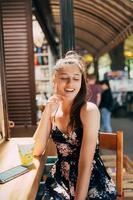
60, 100, 73, 115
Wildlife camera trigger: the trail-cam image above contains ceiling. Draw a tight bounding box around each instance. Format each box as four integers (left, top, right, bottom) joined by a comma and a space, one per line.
34, 0, 133, 58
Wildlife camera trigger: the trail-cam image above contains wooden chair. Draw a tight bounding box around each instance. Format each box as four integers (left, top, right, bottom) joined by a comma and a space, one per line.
99, 130, 124, 199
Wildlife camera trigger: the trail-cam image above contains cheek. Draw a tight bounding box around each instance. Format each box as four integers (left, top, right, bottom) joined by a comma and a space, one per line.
72, 82, 81, 95
76, 80, 82, 89
56, 80, 65, 92
57, 80, 65, 87
77, 83, 81, 92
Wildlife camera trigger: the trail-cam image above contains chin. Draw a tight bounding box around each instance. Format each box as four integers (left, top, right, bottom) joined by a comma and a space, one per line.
64, 94, 77, 101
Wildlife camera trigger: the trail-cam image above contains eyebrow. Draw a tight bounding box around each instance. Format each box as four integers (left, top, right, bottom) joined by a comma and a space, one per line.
59, 73, 81, 76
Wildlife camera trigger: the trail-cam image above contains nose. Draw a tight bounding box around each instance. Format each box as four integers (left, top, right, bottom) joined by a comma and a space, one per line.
66, 78, 73, 84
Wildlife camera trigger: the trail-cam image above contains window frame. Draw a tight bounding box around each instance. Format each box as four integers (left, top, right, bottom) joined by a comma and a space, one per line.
0, 6, 10, 141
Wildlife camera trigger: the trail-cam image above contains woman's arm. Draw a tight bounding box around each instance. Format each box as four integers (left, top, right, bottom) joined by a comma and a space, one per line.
75, 102, 100, 200
33, 105, 52, 156
33, 92, 64, 156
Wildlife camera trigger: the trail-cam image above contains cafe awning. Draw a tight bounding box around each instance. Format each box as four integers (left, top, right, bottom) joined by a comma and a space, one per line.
34, 0, 133, 58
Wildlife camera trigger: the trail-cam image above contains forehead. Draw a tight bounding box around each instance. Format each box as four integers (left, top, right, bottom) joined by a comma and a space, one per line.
57, 64, 81, 75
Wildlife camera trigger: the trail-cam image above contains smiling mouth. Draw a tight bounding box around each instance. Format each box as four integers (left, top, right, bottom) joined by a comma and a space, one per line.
64, 88, 75, 92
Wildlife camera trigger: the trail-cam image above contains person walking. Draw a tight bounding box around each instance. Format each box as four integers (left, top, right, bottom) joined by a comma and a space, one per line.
33, 51, 116, 200
99, 80, 113, 133
86, 73, 102, 106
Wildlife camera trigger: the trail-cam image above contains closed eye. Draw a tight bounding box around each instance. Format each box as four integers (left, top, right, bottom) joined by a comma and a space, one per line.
73, 78, 80, 81
60, 77, 69, 80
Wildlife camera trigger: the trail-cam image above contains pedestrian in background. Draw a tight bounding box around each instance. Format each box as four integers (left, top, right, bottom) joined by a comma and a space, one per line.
86, 73, 102, 106
99, 80, 113, 132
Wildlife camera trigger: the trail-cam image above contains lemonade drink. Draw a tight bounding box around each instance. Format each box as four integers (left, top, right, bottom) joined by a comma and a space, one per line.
18, 141, 34, 166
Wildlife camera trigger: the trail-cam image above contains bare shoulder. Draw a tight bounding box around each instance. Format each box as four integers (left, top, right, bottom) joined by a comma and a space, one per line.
81, 102, 100, 114
80, 102, 100, 123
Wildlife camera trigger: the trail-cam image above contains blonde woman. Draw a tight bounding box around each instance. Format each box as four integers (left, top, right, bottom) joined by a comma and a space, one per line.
33, 51, 116, 200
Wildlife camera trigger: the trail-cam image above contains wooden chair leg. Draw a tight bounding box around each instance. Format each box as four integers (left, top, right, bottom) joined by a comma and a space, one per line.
117, 191, 124, 200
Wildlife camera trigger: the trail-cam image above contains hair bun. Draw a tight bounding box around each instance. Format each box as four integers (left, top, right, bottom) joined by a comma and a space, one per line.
64, 50, 86, 72
65, 50, 78, 58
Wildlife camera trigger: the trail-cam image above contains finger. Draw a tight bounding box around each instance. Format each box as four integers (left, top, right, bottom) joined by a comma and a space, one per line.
53, 83, 65, 101
56, 95, 65, 101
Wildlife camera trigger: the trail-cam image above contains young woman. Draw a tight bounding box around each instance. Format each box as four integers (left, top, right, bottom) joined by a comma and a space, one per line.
33, 51, 117, 200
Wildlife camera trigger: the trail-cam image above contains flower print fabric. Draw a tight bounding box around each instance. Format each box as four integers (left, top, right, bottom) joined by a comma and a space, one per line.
56, 143, 72, 157
42, 125, 117, 200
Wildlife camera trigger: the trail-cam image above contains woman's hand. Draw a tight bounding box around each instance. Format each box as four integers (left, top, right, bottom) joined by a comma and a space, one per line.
46, 94, 64, 115
45, 83, 64, 115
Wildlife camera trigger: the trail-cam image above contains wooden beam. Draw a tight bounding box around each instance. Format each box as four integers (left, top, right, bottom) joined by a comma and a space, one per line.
95, 21, 133, 59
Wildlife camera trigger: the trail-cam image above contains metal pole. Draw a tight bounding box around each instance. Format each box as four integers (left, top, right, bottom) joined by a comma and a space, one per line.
127, 59, 130, 79
59, 0, 75, 57
94, 59, 99, 81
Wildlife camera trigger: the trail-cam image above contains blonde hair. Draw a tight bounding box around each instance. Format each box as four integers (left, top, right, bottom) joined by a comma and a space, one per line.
54, 50, 86, 74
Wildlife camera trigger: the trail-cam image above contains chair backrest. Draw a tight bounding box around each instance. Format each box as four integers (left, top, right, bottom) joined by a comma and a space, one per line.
99, 130, 124, 198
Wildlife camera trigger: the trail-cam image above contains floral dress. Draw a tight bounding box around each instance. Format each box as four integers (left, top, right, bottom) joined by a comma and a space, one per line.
42, 123, 117, 200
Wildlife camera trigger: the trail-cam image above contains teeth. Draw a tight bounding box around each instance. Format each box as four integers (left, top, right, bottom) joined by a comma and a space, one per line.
65, 88, 74, 92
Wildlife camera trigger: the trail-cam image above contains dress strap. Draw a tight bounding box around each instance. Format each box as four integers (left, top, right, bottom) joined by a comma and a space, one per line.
97, 130, 100, 144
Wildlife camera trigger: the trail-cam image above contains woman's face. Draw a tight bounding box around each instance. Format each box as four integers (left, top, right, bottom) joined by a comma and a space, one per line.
54, 64, 82, 101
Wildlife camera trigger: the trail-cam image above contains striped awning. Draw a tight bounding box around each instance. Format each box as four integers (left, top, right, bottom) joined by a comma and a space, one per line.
50, 0, 133, 58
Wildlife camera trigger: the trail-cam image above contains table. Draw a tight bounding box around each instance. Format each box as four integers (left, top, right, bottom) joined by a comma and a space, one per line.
0, 138, 47, 200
